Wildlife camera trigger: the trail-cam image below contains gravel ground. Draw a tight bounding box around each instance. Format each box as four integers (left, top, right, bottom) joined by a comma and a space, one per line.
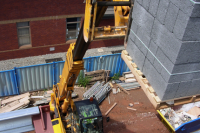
0, 45, 125, 71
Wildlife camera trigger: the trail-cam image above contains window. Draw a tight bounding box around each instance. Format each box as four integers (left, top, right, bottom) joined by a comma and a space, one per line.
66, 17, 81, 41
17, 22, 31, 47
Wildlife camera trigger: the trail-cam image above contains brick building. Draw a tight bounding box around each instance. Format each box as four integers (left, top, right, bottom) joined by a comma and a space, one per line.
0, 0, 123, 60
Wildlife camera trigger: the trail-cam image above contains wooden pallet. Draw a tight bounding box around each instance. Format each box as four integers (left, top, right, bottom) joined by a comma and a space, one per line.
121, 50, 200, 109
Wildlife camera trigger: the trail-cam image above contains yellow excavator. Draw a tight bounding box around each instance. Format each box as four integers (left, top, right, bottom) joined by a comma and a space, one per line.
49, 0, 132, 132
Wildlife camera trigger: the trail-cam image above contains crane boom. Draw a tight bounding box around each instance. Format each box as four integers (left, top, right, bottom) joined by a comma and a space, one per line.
49, 0, 132, 132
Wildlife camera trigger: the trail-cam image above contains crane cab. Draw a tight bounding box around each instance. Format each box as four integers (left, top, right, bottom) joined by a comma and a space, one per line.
74, 99, 103, 133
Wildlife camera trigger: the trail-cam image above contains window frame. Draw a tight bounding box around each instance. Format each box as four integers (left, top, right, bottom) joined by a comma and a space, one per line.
66, 17, 81, 41
17, 22, 32, 49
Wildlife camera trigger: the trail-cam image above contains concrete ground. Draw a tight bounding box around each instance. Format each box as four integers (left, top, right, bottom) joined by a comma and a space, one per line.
0, 45, 124, 71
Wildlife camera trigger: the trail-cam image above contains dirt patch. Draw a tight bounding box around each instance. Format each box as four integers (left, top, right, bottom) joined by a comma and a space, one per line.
25, 84, 169, 133
73, 84, 169, 133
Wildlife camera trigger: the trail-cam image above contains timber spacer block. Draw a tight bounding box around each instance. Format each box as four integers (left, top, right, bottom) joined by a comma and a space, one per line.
123, 50, 128, 55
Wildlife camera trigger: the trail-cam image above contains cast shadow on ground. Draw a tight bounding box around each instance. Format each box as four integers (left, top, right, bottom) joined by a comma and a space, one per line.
103, 116, 136, 133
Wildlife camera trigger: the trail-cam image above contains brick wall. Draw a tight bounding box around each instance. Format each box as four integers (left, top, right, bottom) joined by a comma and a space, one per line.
30, 19, 66, 47
0, 2, 123, 61
0, 38, 123, 60
99, 18, 115, 26
90, 39, 123, 49
0, 44, 70, 60
0, 0, 85, 21
0, 23, 18, 51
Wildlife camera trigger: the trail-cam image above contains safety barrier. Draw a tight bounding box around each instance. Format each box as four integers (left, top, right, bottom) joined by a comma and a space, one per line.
0, 53, 130, 96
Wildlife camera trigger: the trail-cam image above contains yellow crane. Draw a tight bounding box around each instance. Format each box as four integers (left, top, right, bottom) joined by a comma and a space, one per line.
49, 0, 132, 132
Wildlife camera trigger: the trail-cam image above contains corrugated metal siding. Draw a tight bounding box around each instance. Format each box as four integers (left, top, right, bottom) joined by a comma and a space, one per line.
83, 54, 130, 77
16, 64, 53, 93
0, 53, 130, 96
0, 70, 18, 96
54, 61, 64, 84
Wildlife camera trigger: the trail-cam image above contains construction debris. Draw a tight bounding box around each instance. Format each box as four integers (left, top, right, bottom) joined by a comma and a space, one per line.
187, 106, 200, 117
127, 107, 136, 111
83, 81, 111, 104
33, 91, 52, 106
117, 82, 140, 91
129, 103, 133, 107
1, 93, 30, 104
112, 88, 117, 94
123, 71, 137, 83
108, 95, 110, 104
125, 78, 136, 83
117, 84, 130, 95
31, 96, 44, 99
134, 102, 139, 105
109, 82, 113, 88
160, 101, 200, 129
85, 70, 110, 87
125, 73, 134, 79
105, 102, 117, 116
0, 93, 30, 113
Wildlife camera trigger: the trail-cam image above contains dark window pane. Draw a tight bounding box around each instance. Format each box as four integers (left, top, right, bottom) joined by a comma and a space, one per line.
17, 22, 29, 27
19, 36, 30, 46
67, 18, 78, 22
18, 28, 29, 36
67, 23, 77, 30
66, 17, 81, 22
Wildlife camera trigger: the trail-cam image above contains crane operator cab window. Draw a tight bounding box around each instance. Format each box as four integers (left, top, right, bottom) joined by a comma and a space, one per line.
74, 99, 103, 133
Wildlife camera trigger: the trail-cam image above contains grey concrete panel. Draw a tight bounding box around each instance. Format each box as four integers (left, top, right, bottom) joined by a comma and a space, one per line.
142, 58, 151, 78
126, 38, 145, 70
170, 0, 180, 7
142, 57, 181, 100
161, 67, 194, 83
187, 79, 200, 96
192, 72, 200, 79
143, 58, 179, 100
129, 21, 138, 43
136, 0, 143, 5
131, 20, 138, 35
146, 39, 158, 64
149, 0, 160, 17
136, 25, 151, 47
134, 35, 148, 56
174, 81, 192, 98
191, 4, 200, 17
132, 1, 155, 36
170, 0, 196, 17
129, 30, 136, 43
162, 83, 180, 100
142, 0, 151, 10
182, 18, 200, 41
153, 59, 163, 74
175, 41, 200, 64
132, 41, 146, 70
156, 0, 170, 24
173, 10, 190, 40
126, 37, 135, 60
178, 0, 195, 17
164, 2, 179, 32
172, 62, 200, 73
144, 59, 167, 99
151, 19, 182, 64
154, 47, 174, 74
